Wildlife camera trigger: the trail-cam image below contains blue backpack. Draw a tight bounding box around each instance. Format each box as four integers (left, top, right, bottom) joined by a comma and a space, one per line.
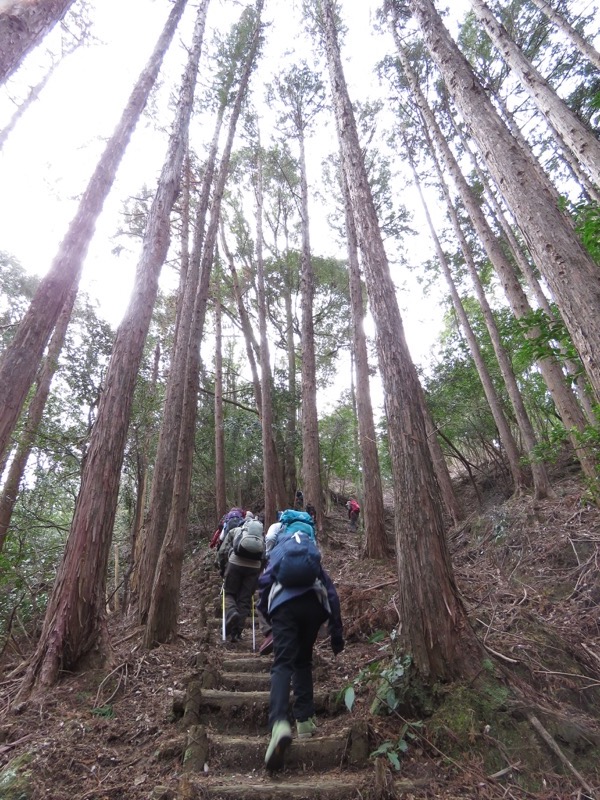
278, 509, 316, 541
270, 531, 322, 588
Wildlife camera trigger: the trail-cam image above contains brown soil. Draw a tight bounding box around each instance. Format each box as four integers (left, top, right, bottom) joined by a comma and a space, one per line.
1, 463, 600, 799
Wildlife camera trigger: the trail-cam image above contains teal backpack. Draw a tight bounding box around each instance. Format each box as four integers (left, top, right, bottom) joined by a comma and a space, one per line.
278, 509, 316, 541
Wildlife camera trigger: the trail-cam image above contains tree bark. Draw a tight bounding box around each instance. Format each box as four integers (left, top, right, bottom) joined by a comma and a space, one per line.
136, 56, 223, 625
298, 126, 324, 536
469, 0, 600, 186
143, 1, 262, 646
214, 298, 226, 520
0, 0, 188, 467
319, 0, 482, 681
0, 283, 77, 552
255, 136, 278, 528
341, 170, 388, 559
528, 0, 600, 71
0, 0, 74, 85
15, 0, 197, 698
393, 18, 599, 481
406, 0, 600, 405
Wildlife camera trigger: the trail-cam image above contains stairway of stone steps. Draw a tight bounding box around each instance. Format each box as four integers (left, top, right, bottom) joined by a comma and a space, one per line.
175, 573, 376, 800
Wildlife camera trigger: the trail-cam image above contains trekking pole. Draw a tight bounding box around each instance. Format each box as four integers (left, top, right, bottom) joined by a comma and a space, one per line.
221, 580, 226, 642
251, 593, 256, 652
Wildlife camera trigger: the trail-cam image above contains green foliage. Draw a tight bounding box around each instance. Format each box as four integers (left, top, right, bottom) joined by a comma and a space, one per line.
0, 253, 38, 348
572, 201, 600, 264
370, 722, 423, 771
319, 401, 360, 486
91, 705, 114, 718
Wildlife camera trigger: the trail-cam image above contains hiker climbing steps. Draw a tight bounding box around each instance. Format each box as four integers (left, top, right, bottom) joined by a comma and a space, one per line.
177, 573, 372, 798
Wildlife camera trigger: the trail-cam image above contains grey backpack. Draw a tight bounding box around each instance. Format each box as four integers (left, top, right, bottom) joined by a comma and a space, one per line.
232, 520, 265, 560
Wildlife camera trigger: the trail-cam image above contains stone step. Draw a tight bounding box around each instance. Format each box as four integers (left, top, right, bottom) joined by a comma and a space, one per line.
220, 672, 271, 692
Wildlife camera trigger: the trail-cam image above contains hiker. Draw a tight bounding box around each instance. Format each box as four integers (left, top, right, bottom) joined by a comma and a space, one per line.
209, 514, 226, 549
217, 517, 265, 642
258, 532, 344, 771
305, 503, 316, 523
217, 507, 244, 547
294, 489, 304, 509
265, 508, 317, 555
346, 498, 360, 531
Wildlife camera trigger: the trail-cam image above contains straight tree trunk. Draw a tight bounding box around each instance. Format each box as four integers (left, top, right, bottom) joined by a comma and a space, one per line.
221, 226, 287, 512
393, 25, 599, 480
469, 0, 600, 186
0, 0, 187, 466
412, 141, 534, 493
284, 239, 298, 501
15, 0, 198, 698
405, 0, 600, 404
450, 117, 598, 427
298, 127, 324, 535
341, 170, 388, 559
528, 0, 600, 71
127, 341, 160, 603
136, 56, 222, 624
319, 0, 482, 680
0, 283, 77, 552
214, 298, 226, 520
143, 2, 262, 646
255, 136, 278, 528
0, 0, 74, 84
419, 387, 463, 527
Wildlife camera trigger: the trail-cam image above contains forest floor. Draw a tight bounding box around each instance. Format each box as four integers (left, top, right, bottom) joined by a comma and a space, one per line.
1, 459, 600, 799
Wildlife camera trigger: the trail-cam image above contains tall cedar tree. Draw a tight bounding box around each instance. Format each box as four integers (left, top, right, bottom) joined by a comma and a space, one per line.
0, 0, 188, 466
0, 0, 74, 84
318, 0, 482, 679
271, 64, 325, 528
470, 0, 600, 186
404, 0, 600, 406
340, 171, 388, 558
135, 100, 226, 622
391, 24, 598, 482
15, 0, 202, 698
143, 1, 263, 647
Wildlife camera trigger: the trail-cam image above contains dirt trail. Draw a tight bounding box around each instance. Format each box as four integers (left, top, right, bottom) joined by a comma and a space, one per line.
175, 568, 381, 799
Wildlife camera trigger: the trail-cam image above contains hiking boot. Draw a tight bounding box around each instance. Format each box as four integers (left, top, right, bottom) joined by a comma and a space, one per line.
265, 719, 292, 771
258, 632, 273, 656
296, 717, 317, 739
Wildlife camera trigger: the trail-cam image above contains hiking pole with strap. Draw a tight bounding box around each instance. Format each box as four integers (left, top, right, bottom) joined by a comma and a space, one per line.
221, 580, 226, 642
251, 593, 256, 652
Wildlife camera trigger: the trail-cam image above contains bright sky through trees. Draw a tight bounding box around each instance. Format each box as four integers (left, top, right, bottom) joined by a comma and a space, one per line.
2, 0, 593, 382
0, 0, 448, 367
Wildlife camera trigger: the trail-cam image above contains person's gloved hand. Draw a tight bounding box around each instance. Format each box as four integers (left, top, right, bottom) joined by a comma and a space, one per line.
331, 635, 344, 655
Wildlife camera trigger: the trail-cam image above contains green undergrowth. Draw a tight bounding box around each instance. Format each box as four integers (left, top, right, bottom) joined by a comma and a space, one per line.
343, 633, 599, 791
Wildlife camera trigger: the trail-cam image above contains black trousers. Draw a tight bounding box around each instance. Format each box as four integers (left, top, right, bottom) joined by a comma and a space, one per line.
269, 591, 328, 728
224, 562, 260, 635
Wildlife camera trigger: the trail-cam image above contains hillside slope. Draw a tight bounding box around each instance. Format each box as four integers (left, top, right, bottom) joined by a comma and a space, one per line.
1, 466, 599, 799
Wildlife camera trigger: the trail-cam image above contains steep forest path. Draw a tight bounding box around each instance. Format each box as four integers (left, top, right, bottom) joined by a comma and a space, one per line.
175, 563, 377, 799
2, 475, 600, 799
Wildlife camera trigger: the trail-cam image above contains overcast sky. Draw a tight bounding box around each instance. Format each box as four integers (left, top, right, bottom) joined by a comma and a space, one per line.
1, 0, 595, 390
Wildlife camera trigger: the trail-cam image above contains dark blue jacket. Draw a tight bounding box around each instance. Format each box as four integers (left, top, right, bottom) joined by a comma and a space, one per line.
257, 562, 343, 642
